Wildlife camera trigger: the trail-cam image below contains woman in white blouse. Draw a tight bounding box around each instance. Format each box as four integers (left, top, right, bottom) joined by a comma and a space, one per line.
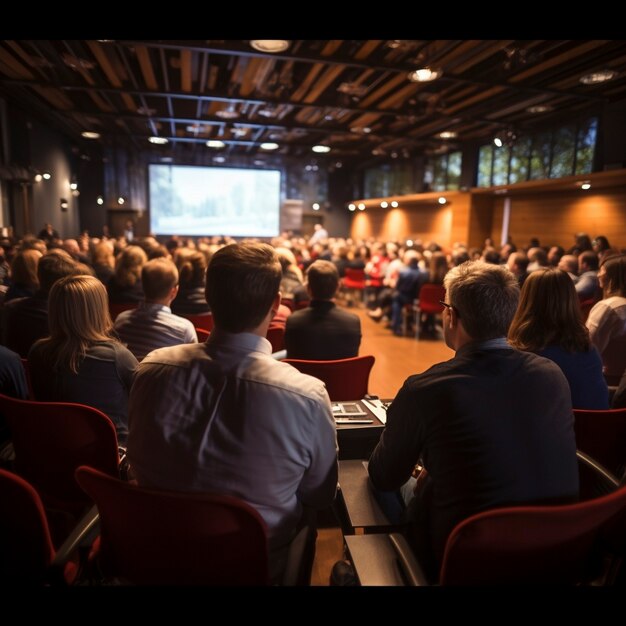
586, 254, 626, 385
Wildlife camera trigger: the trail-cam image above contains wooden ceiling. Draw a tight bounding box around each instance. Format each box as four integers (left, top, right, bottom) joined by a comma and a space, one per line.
1, 39, 626, 162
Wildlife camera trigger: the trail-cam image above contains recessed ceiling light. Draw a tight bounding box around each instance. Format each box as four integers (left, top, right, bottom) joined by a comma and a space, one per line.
213, 156, 226, 163
580, 181, 591, 190
348, 204, 356, 211
580, 69, 617, 85
312, 203, 320, 211
215, 108, 239, 120
250, 40, 290, 53
438, 197, 447, 204
231, 128, 248, 138
358, 203, 366, 211
42, 172, 51, 180
407, 68, 443, 83
494, 137, 503, 148
206, 140, 226, 148
312, 145, 331, 153
148, 136, 169, 145
34, 174, 43, 182
81, 131, 100, 139
438, 131, 457, 139
260, 142, 279, 150
526, 104, 553, 114
391, 201, 399, 208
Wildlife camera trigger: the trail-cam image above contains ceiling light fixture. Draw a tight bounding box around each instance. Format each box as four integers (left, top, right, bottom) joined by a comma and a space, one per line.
260, 142, 279, 150
437, 131, 457, 140
526, 104, 553, 114
390, 201, 399, 208
312, 145, 331, 153
148, 136, 169, 145
312, 203, 320, 211
42, 172, 51, 180
407, 68, 442, 83
494, 137, 503, 147
34, 174, 43, 183
215, 103, 240, 120
579, 69, 617, 85
348, 204, 356, 211
206, 140, 226, 148
438, 197, 447, 205
358, 203, 366, 211
381, 201, 388, 208
81, 131, 100, 139
96, 196, 104, 205
580, 182, 591, 190
250, 40, 290, 53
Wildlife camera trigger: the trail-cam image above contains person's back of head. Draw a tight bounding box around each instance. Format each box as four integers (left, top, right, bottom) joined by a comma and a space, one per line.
508, 268, 590, 353
115, 245, 148, 287
508, 251, 529, 275
206, 243, 281, 333
177, 250, 207, 288
579, 250, 599, 272
142, 258, 179, 301
600, 253, 626, 298
306, 260, 339, 300
10, 249, 42, 288
37, 252, 80, 295
444, 261, 519, 341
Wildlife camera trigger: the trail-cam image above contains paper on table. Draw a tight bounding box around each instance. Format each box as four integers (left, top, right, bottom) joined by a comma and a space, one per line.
361, 398, 387, 425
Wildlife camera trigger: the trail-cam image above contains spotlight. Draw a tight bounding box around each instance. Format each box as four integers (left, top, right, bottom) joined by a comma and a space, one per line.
580, 182, 591, 190
97, 196, 104, 205
391, 201, 399, 208
494, 137, 503, 148
312, 203, 320, 211
117, 197, 125, 205
438, 197, 447, 204
34, 174, 43, 183
380, 201, 388, 208
312, 145, 331, 153
358, 203, 366, 211
348, 204, 356, 211
70, 182, 78, 190
42, 172, 51, 180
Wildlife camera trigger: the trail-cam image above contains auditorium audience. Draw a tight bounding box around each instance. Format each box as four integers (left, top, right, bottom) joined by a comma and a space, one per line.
107, 245, 147, 303
557, 254, 579, 283
285, 259, 361, 359
575, 251, 601, 300
28, 275, 138, 444
508, 268, 608, 409
114, 258, 197, 361
171, 249, 211, 315
586, 254, 626, 385
127, 243, 337, 583
5, 248, 41, 303
368, 261, 578, 582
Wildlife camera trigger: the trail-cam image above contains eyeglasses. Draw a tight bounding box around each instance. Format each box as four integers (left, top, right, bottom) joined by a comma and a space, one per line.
439, 300, 458, 316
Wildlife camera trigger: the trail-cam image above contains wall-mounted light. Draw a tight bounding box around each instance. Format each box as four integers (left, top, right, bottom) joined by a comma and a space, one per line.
580, 182, 591, 190
312, 203, 320, 211
358, 203, 366, 211
117, 197, 125, 205
34, 174, 43, 183
348, 204, 356, 212
406, 239, 414, 247
60, 198, 69, 212
312, 145, 331, 154
438, 197, 447, 204
42, 172, 51, 180
96, 196, 104, 205
70, 182, 78, 190
390, 201, 399, 208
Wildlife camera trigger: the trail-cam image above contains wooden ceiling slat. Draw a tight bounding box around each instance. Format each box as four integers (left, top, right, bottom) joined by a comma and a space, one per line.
377, 82, 419, 110
444, 86, 506, 115
5, 41, 39, 75
509, 41, 610, 83
121, 93, 136, 110
180, 49, 192, 92
88, 91, 114, 112
290, 64, 324, 102
453, 40, 514, 74
302, 65, 346, 104
136, 45, 158, 90
207, 64, 218, 90
0, 46, 34, 79
435, 40, 482, 68
252, 58, 276, 95
32, 85, 73, 110
359, 72, 405, 108
86, 41, 122, 87
354, 40, 383, 60
348, 112, 381, 128
321, 40, 343, 57
240, 57, 263, 96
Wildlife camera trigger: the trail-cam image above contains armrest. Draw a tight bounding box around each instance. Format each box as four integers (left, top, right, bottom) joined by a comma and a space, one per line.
52, 505, 100, 568
577, 450, 620, 500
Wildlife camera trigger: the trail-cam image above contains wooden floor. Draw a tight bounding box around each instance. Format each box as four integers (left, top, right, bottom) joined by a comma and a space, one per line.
309, 305, 451, 585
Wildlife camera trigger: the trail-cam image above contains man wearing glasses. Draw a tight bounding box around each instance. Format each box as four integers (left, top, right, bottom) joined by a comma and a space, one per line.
368, 260, 578, 582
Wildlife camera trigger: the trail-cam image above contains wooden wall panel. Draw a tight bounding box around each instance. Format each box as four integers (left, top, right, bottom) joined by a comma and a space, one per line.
492, 190, 626, 250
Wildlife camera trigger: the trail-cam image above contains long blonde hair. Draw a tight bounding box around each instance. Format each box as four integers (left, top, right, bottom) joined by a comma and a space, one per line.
37, 275, 115, 373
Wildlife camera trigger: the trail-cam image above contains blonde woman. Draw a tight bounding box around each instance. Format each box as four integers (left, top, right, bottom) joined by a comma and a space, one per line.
5, 248, 42, 302
107, 245, 147, 303
28, 275, 138, 444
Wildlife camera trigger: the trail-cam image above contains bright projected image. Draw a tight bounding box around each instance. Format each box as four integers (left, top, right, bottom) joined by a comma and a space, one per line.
149, 164, 281, 237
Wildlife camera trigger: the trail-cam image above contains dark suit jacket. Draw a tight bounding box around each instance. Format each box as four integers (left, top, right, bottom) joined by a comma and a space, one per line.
1, 293, 49, 357
285, 300, 361, 361
368, 341, 579, 573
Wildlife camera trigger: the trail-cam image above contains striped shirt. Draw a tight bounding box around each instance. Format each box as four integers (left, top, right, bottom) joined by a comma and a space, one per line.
114, 302, 197, 361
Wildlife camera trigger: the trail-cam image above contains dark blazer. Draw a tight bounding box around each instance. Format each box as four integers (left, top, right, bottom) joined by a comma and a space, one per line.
368, 343, 579, 573
285, 300, 361, 361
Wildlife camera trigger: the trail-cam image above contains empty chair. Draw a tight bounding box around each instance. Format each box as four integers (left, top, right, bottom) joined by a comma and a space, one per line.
0, 394, 119, 517
416, 284, 446, 338
179, 312, 214, 333
574, 408, 626, 478
0, 468, 98, 585
75, 465, 270, 586
342, 268, 366, 306
283, 355, 375, 401
194, 327, 210, 342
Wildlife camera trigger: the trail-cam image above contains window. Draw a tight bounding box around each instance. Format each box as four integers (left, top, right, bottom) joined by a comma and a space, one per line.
363, 163, 416, 198
476, 117, 598, 187
428, 151, 463, 191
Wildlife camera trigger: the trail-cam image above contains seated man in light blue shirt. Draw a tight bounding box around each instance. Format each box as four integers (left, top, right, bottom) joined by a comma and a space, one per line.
127, 243, 338, 583
114, 258, 197, 361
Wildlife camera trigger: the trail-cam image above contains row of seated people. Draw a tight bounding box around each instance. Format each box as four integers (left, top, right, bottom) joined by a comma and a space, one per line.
2, 243, 626, 585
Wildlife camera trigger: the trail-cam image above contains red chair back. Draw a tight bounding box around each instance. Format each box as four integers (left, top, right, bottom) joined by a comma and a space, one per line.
108, 302, 137, 321
75, 466, 270, 586
20, 358, 34, 400
195, 327, 210, 342
0, 394, 119, 514
440, 485, 626, 585
267, 326, 285, 352
579, 298, 598, 322
179, 313, 214, 333
283, 355, 375, 401
574, 408, 626, 477
0, 468, 55, 584
418, 284, 446, 315
343, 268, 366, 290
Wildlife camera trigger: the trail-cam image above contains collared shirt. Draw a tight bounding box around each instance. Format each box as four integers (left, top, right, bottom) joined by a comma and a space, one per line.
114, 301, 197, 361
127, 330, 338, 579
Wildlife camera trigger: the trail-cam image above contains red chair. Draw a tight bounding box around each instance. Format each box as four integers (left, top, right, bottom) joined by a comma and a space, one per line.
574, 408, 626, 478
440, 486, 626, 585
267, 326, 285, 352
0, 468, 95, 585
283, 355, 375, 401
342, 268, 366, 306
180, 312, 214, 333
0, 394, 119, 518
108, 302, 137, 321
416, 284, 446, 338
579, 297, 598, 322
281, 298, 295, 312
75, 465, 270, 586
195, 327, 210, 342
